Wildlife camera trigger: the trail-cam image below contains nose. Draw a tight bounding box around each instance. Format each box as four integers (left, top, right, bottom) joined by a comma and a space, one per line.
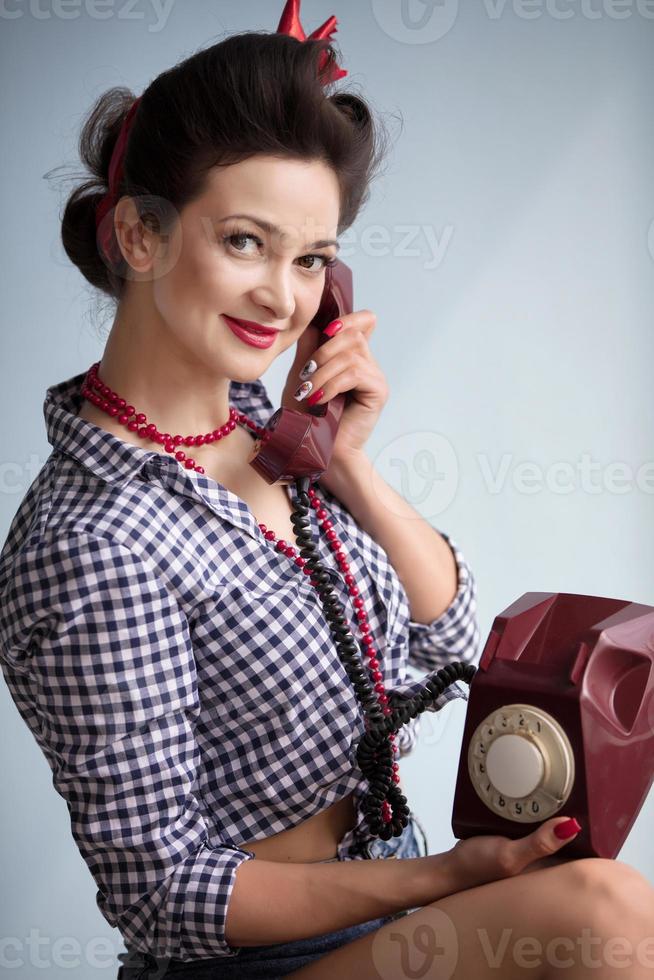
251, 262, 295, 323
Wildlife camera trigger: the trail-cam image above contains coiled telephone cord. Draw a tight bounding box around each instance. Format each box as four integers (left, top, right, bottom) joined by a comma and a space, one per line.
292, 477, 477, 842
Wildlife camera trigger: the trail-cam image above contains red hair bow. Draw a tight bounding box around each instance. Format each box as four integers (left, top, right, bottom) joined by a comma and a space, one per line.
276, 0, 348, 83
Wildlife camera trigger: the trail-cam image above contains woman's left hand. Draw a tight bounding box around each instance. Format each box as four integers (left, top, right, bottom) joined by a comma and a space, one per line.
280, 310, 389, 470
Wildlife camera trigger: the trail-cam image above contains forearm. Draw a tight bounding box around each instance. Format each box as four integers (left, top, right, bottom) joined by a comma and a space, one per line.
320, 453, 458, 624
225, 851, 458, 946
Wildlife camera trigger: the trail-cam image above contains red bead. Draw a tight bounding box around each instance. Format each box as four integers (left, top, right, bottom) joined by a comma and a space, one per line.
108, 406, 119, 417
196, 466, 205, 474
368, 658, 379, 670
128, 420, 139, 432
275, 540, 287, 551
322, 519, 333, 530
259, 524, 267, 532
135, 413, 146, 424
317, 508, 327, 519
116, 398, 126, 409
164, 441, 175, 453
137, 427, 149, 438
184, 436, 196, 446
374, 682, 385, 694
204, 433, 214, 443
175, 451, 186, 462
392, 773, 401, 784
294, 557, 305, 567
184, 458, 195, 469
125, 405, 135, 416
378, 693, 388, 704
284, 547, 295, 557
196, 435, 205, 446
372, 670, 382, 682
326, 530, 337, 541
383, 707, 392, 716
302, 565, 312, 575
264, 530, 276, 541
359, 623, 370, 634
145, 424, 156, 434
118, 413, 129, 424
173, 435, 183, 446
345, 574, 355, 586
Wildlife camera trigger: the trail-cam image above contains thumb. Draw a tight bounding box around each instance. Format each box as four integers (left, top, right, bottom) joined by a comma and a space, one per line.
512, 816, 582, 873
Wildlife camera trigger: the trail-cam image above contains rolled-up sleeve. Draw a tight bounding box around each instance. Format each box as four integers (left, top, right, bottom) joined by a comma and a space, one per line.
0, 532, 255, 962
406, 531, 480, 674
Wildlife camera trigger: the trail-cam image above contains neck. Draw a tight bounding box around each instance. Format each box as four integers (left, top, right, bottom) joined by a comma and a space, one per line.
96, 300, 235, 440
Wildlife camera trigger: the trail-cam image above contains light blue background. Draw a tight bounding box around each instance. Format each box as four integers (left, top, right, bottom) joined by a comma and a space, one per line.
1, 1, 653, 976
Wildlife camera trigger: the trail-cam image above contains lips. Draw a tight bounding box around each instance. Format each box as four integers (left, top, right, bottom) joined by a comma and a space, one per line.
223, 315, 278, 350
225, 316, 278, 336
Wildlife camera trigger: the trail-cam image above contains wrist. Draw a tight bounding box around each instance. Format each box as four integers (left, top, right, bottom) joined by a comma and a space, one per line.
401, 851, 463, 910
318, 451, 373, 498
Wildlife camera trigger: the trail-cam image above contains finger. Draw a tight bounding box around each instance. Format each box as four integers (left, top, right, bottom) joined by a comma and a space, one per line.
512, 817, 582, 873
330, 308, 377, 338
294, 358, 365, 406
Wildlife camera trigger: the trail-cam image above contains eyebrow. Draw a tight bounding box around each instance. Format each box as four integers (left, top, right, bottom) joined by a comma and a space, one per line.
217, 213, 340, 252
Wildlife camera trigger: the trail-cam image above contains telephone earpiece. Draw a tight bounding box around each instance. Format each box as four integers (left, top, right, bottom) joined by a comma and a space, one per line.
248, 258, 353, 485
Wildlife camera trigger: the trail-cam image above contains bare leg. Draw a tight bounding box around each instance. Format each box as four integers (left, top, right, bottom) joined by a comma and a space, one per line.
286, 858, 654, 980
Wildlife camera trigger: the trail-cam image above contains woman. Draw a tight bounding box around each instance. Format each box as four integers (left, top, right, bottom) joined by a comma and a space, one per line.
1, 7, 652, 980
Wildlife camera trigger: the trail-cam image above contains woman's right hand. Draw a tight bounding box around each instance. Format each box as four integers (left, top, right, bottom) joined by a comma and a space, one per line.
446, 816, 583, 892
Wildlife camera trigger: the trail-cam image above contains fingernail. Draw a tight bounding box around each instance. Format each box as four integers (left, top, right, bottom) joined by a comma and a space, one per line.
294, 381, 313, 402
323, 319, 342, 337
553, 818, 582, 840
299, 359, 318, 380
306, 387, 324, 406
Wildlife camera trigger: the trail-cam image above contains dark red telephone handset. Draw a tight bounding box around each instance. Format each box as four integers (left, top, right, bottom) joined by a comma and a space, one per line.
247, 257, 353, 486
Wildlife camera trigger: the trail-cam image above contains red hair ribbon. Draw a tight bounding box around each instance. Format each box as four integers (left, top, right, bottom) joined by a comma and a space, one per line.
276, 0, 348, 84
95, 96, 142, 265
96, 1, 346, 263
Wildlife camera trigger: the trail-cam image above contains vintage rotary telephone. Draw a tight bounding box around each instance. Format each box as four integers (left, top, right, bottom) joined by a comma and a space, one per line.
452, 591, 654, 859
245, 259, 654, 857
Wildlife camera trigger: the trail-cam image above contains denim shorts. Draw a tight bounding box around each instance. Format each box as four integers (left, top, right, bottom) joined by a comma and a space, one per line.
116, 813, 429, 980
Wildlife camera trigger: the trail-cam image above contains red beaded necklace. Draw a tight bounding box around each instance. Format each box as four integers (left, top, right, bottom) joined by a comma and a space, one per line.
81, 361, 401, 826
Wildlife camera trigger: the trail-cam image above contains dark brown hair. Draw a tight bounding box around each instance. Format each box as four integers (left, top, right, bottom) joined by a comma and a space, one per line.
58, 30, 394, 304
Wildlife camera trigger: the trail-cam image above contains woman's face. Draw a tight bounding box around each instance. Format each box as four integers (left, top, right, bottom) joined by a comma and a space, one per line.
145, 154, 341, 383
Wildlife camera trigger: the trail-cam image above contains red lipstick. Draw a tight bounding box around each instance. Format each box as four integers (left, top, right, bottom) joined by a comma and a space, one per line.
223, 315, 278, 349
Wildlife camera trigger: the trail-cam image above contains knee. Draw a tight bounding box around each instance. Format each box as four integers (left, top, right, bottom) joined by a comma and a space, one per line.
564, 858, 654, 927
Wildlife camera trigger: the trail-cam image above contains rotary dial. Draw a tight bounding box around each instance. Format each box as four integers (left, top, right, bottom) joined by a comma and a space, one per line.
467, 703, 575, 823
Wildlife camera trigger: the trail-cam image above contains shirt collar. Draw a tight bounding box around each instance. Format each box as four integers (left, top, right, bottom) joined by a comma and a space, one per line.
43, 369, 277, 534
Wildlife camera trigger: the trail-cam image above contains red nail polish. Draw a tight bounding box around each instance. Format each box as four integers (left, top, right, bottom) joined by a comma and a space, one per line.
554, 818, 582, 840
306, 388, 324, 406
323, 319, 342, 337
